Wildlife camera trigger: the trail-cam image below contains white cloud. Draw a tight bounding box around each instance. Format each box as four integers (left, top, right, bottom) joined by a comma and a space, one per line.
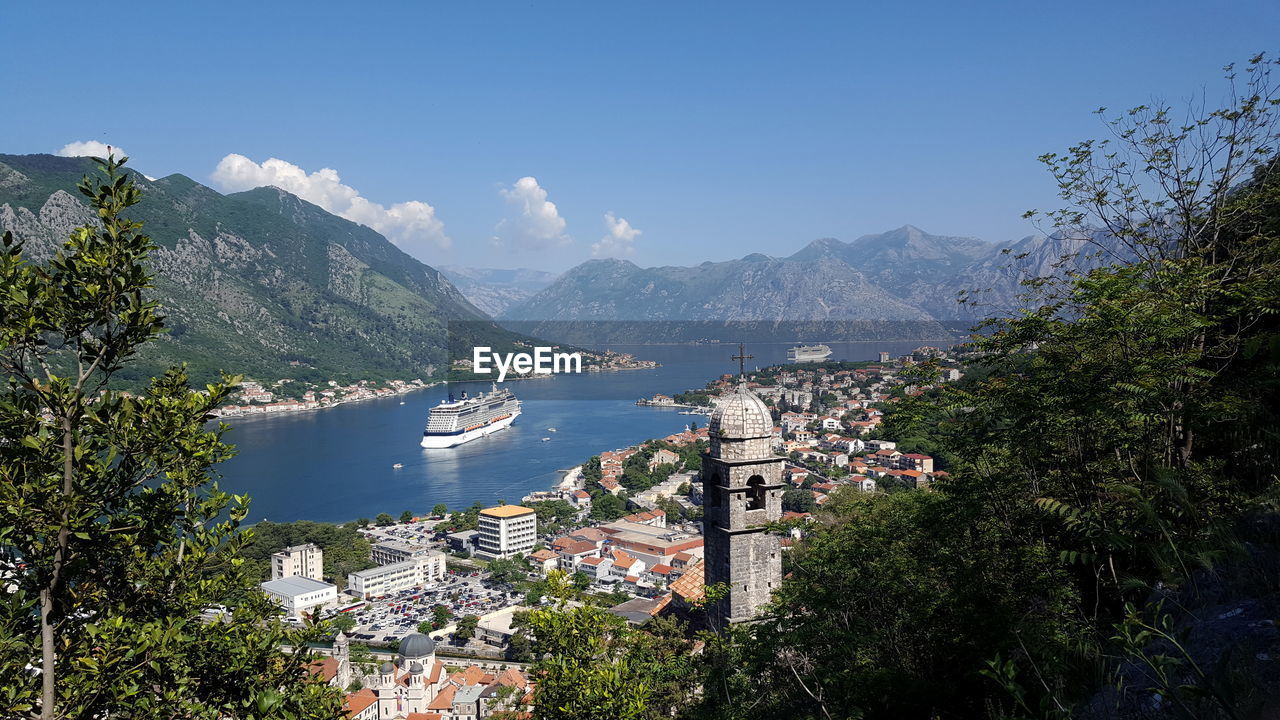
210, 154, 450, 251
57, 140, 127, 158
591, 212, 641, 258
493, 176, 570, 250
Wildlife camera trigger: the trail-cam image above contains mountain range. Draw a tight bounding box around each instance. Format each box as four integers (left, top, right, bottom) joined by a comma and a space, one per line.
0, 153, 525, 386
437, 266, 558, 316
492, 225, 1114, 343
1, 152, 1116, 379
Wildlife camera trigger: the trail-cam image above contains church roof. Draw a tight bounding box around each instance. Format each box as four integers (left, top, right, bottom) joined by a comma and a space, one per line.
670, 559, 705, 602
308, 657, 338, 683
427, 685, 457, 711
709, 384, 773, 439
344, 688, 378, 717
398, 632, 435, 658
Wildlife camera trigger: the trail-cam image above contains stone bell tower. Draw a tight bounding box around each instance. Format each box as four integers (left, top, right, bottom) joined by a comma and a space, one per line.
701, 348, 784, 626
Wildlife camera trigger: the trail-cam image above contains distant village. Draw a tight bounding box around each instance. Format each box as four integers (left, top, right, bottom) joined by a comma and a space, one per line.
212, 377, 432, 418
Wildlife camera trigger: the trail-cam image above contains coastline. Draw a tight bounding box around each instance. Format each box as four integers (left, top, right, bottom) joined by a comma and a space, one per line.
556, 465, 584, 491
213, 380, 440, 421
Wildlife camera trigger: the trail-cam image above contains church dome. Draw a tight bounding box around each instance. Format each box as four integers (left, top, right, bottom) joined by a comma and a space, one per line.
709, 384, 773, 439
379, 660, 394, 675
398, 632, 436, 659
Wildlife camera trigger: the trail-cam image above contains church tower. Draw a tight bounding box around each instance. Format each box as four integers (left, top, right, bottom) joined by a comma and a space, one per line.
333, 630, 351, 690
701, 374, 784, 626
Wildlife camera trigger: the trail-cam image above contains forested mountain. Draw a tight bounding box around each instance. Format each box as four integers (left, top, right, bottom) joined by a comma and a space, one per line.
0, 153, 523, 385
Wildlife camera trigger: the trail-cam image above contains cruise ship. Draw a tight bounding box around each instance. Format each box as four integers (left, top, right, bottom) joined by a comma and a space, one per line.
420, 384, 521, 449
788, 344, 833, 363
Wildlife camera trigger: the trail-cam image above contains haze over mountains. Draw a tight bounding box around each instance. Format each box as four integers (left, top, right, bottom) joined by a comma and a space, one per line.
437, 266, 558, 316
0, 153, 525, 385
491, 224, 1110, 343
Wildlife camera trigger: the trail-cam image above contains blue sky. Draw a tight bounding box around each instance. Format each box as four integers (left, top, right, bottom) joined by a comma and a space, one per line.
3, 1, 1277, 272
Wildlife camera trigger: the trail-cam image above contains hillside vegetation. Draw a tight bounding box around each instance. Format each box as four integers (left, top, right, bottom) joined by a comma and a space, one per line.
0, 154, 523, 386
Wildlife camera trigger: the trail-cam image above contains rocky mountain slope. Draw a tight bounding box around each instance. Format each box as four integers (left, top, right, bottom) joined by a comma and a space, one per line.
437, 266, 559, 316
501, 224, 1120, 342
0, 153, 523, 386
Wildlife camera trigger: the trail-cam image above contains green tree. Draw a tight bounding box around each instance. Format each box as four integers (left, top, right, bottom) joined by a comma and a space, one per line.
455, 614, 480, 642
400, 510, 414, 523
331, 614, 357, 634
781, 488, 817, 514
375, 512, 394, 526
432, 503, 448, 517
705, 55, 1280, 719
582, 455, 602, 483
487, 557, 529, 585
432, 604, 452, 629
524, 571, 698, 720
589, 493, 627, 521
0, 156, 341, 718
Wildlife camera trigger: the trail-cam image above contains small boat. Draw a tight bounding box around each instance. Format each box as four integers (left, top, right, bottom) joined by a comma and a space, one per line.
399, 401, 405, 405
547, 427, 557, 432
541, 437, 551, 442
392, 463, 403, 469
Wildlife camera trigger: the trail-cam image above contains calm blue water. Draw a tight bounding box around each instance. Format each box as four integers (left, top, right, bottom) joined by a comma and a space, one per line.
216, 341, 938, 523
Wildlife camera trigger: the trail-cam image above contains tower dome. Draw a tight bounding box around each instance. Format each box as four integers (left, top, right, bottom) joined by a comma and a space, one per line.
398, 632, 436, 660
708, 383, 773, 460
709, 384, 773, 439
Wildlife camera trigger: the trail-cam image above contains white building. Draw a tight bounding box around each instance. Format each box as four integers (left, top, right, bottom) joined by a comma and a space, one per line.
370, 540, 437, 566
347, 554, 446, 600
476, 505, 537, 560
272, 543, 324, 581
261, 575, 337, 615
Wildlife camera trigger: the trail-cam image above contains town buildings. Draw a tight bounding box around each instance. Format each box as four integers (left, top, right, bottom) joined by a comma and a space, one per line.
272, 542, 324, 581
260, 575, 336, 615
347, 554, 446, 600
371, 539, 439, 566
475, 505, 537, 559
324, 632, 533, 719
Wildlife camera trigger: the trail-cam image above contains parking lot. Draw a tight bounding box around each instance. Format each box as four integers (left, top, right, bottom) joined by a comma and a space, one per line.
359, 519, 441, 547
331, 569, 520, 644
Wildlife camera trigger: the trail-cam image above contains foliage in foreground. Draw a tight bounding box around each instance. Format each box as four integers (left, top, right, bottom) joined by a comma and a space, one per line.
698, 53, 1280, 720
0, 156, 341, 719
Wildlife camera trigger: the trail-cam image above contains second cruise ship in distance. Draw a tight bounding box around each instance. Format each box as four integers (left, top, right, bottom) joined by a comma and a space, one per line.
788, 344, 833, 363
420, 384, 521, 449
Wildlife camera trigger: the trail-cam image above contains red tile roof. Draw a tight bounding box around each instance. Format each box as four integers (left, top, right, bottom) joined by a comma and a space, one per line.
344, 689, 378, 717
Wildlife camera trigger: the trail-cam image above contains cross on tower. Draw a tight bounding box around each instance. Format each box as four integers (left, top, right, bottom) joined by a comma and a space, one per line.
731, 343, 753, 379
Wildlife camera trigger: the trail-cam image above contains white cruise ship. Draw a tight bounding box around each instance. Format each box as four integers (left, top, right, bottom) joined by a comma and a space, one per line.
420, 384, 521, 449
788, 344, 833, 363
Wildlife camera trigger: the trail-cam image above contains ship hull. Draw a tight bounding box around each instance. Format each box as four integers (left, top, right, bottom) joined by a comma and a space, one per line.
420, 410, 521, 449
789, 351, 832, 362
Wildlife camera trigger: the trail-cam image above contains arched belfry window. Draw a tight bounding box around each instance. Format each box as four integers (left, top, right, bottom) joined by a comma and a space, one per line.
705, 470, 720, 508
746, 475, 766, 511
